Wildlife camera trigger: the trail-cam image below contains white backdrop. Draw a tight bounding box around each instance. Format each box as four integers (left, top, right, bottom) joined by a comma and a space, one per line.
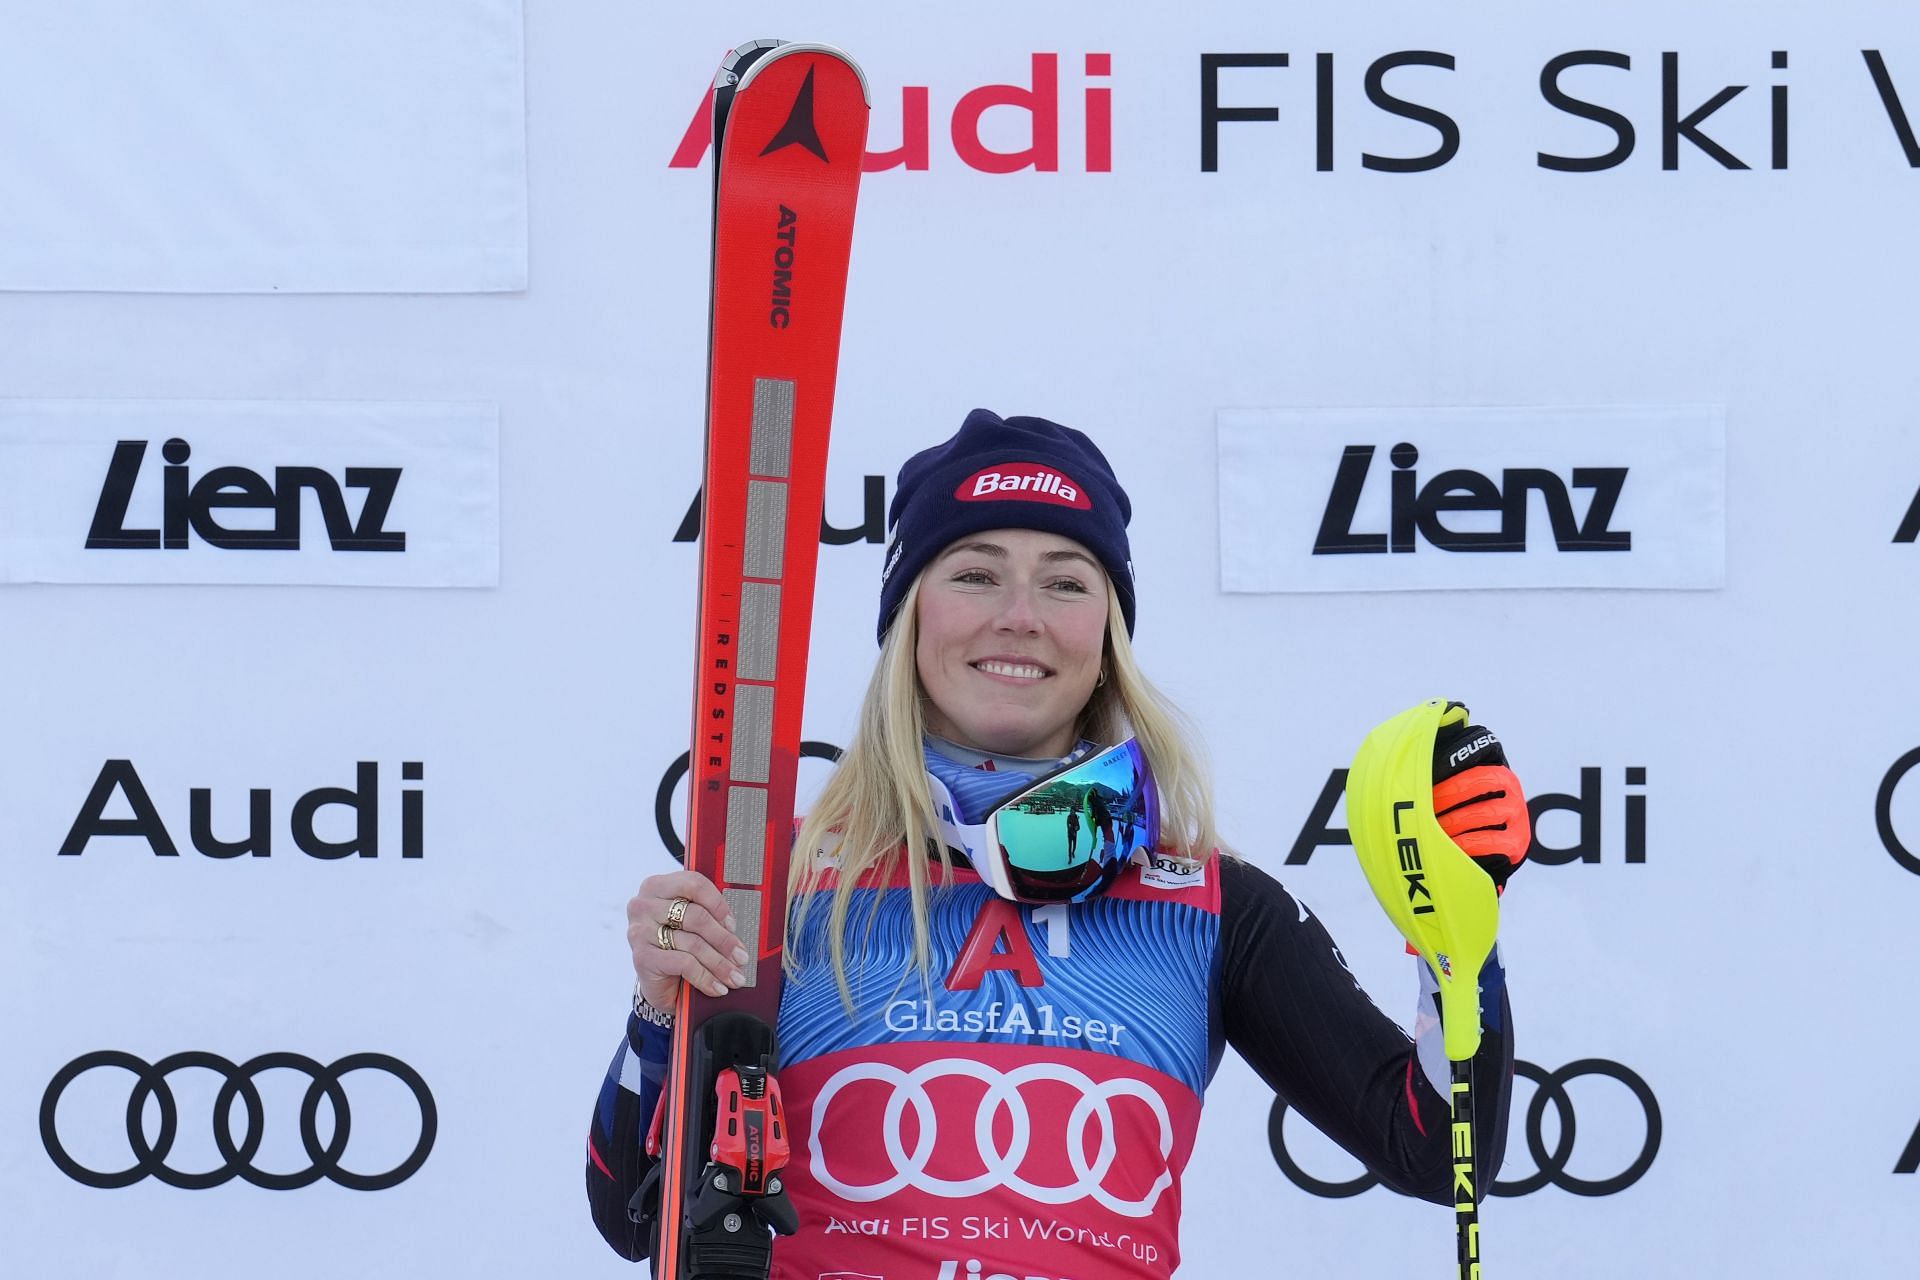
4, 3, 1918, 1277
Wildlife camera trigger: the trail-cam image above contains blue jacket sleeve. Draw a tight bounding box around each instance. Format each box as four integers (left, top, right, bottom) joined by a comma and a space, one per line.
586, 1008, 672, 1260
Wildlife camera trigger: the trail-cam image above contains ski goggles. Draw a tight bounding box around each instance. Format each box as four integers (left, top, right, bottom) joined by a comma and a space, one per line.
925, 738, 1159, 904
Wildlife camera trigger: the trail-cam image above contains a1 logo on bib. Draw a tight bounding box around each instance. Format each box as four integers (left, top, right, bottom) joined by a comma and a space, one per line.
1136, 849, 1205, 891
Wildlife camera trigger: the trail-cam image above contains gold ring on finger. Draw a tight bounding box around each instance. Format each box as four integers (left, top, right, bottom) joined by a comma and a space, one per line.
664, 896, 690, 930
655, 922, 677, 951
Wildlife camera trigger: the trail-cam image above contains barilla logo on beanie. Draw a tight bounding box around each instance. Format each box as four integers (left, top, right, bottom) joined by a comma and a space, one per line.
956, 462, 1092, 510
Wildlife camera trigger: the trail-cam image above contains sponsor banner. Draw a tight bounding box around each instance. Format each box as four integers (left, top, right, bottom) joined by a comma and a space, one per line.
0, 400, 498, 587
1217, 406, 1725, 592
0, 0, 526, 292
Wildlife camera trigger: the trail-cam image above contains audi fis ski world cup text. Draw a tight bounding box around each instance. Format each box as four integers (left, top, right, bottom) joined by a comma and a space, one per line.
669, 48, 1920, 175
88, 438, 404, 552
825, 1211, 1161, 1274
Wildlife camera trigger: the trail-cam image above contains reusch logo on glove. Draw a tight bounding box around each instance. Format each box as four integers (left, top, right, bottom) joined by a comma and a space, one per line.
1446, 732, 1500, 771
956, 462, 1091, 509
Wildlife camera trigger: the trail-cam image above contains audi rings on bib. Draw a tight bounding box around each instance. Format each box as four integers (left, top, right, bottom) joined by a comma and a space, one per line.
809, 1058, 1175, 1217
1267, 1058, 1659, 1198
40, 1051, 436, 1190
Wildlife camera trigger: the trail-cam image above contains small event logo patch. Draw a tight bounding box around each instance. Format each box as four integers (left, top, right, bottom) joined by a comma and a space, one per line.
1138, 850, 1206, 891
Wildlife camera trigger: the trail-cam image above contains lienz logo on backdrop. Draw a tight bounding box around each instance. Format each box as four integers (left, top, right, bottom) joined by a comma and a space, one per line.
0, 399, 498, 587
59, 761, 425, 859
1313, 443, 1629, 555
87, 438, 404, 552
1217, 406, 1724, 593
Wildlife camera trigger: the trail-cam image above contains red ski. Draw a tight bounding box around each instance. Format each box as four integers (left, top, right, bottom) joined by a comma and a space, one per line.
653, 39, 868, 1280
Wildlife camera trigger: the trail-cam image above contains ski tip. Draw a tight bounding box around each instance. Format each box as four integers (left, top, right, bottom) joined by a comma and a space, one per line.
724, 38, 871, 106
716, 38, 785, 90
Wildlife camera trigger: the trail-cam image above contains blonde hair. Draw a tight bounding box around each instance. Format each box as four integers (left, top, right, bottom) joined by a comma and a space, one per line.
787, 573, 1219, 1010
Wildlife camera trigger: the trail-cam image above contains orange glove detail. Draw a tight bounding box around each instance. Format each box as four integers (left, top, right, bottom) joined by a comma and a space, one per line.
1431, 725, 1529, 895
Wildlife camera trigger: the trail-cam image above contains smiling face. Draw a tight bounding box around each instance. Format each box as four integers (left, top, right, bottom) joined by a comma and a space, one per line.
914, 527, 1111, 759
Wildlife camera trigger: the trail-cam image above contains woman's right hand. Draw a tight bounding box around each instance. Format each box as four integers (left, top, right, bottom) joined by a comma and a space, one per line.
627, 870, 751, 1012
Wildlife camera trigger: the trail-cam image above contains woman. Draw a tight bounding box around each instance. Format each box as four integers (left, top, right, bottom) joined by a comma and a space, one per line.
588, 410, 1529, 1278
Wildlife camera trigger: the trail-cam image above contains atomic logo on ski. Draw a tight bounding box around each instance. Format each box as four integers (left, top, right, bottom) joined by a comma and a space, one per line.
761, 67, 831, 162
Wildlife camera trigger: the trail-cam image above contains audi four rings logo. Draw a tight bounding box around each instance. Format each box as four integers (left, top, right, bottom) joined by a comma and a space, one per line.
809, 1058, 1175, 1217
1268, 1058, 1659, 1197
40, 1051, 436, 1190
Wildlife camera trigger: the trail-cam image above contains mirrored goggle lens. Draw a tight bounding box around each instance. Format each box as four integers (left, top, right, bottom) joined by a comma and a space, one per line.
990, 739, 1156, 901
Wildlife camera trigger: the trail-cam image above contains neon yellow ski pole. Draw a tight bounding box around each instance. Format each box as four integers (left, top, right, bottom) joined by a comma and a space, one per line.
1348, 699, 1502, 1279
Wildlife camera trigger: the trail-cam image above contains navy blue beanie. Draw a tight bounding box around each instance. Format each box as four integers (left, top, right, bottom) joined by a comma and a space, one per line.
877, 408, 1134, 643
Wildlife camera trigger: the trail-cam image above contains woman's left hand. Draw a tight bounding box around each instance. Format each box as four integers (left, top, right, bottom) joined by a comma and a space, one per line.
626, 869, 749, 1009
